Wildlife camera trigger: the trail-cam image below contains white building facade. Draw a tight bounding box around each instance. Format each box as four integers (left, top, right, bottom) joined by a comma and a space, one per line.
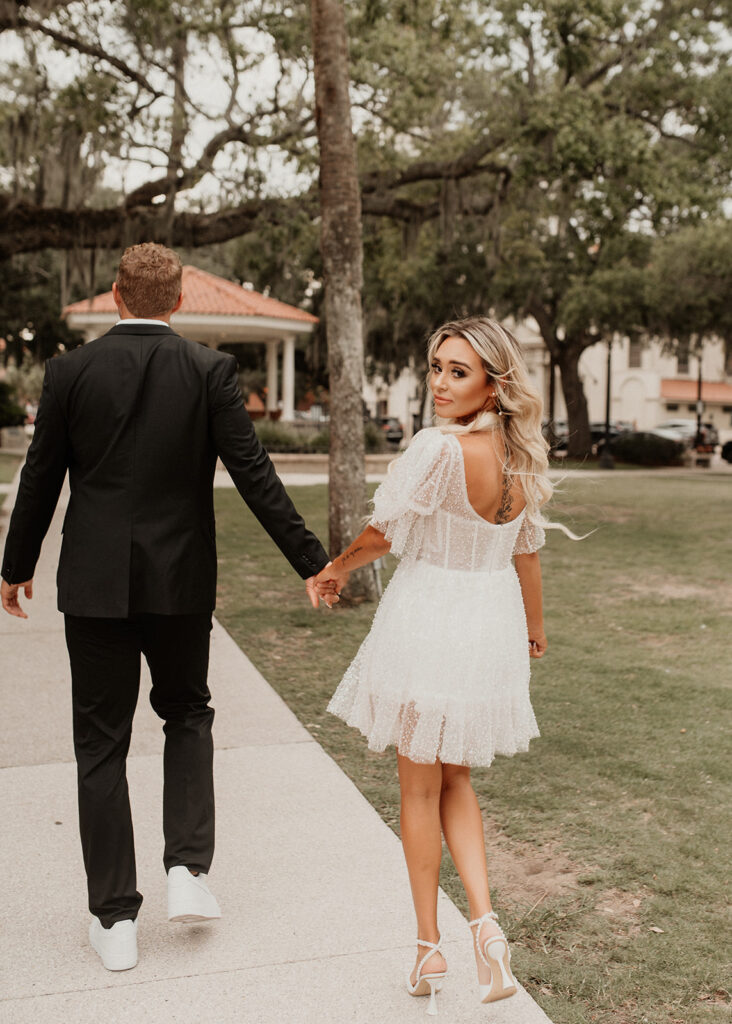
576, 334, 732, 442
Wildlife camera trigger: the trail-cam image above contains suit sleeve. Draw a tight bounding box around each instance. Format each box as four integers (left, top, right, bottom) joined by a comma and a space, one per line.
209, 355, 329, 579
1, 360, 70, 584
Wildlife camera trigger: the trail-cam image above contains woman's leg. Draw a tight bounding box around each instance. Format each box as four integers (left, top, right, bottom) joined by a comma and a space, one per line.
440, 762, 516, 992
397, 754, 447, 979
439, 763, 492, 919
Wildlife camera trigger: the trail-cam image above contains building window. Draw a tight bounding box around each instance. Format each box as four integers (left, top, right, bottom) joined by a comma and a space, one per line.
628, 338, 642, 368
666, 403, 679, 412
687, 404, 696, 413
677, 345, 690, 375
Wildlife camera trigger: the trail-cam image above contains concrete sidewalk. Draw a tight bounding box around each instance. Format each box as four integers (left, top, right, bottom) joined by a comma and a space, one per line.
0, 471, 553, 1024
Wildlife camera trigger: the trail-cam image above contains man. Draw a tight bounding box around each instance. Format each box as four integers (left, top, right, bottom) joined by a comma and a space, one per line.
1, 243, 330, 972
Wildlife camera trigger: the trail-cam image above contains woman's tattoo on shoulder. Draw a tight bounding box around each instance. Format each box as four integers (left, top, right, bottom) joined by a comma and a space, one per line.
496, 475, 513, 524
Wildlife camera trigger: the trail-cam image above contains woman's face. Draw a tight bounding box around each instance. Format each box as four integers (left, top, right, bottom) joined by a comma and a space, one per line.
430, 335, 494, 420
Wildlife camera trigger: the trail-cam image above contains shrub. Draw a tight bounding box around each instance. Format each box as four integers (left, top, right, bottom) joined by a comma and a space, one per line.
253, 421, 300, 451
5, 360, 45, 405
364, 421, 386, 453
0, 381, 25, 430
610, 431, 684, 466
308, 430, 331, 453
253, 420, 387, 454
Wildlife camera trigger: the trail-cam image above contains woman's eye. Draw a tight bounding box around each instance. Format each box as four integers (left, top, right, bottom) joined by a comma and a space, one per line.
452, 369, 465, 378
431, 363, 441, 373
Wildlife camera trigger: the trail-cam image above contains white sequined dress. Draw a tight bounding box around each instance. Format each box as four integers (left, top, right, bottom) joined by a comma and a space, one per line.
327, 427, 545, 767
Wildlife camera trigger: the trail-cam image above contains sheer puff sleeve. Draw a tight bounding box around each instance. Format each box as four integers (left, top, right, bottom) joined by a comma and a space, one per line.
513, 511, 547, 555
370, 428, 454, 559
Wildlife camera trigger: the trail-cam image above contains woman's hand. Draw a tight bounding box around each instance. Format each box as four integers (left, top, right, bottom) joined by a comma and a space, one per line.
310, 526, 390, 608
314, 561, 350, 608
528, 630, 547, 659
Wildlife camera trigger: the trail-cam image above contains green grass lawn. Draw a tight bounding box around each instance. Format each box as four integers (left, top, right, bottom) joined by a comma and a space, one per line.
214, 474, 732, 1024
0, 452, 21, 484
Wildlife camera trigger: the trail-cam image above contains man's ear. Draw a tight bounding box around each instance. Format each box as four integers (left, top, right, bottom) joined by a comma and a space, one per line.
112, 282, 126, 315
171, 291, 184, 314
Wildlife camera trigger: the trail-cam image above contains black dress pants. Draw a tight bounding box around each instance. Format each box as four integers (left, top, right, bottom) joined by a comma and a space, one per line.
65, 613, 215, 927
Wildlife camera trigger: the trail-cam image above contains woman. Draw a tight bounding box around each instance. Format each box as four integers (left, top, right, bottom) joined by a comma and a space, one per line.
314, 317, 551, 1014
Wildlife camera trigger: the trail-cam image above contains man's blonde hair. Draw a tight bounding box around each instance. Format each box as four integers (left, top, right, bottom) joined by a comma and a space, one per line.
116, 243, 182, 317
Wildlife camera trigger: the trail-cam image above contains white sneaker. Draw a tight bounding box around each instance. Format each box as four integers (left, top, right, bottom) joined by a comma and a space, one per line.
167, 865, 221, 923
89, 917, 138, 971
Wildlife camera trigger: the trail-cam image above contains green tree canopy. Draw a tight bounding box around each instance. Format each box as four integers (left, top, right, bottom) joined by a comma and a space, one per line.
1, 0, 730, 453
646, 219, 732, 351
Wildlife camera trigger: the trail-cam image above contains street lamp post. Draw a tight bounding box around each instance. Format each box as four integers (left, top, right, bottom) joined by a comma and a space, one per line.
545, 351, 558, 450
599, 337, 614, 469
695, 346, 704, 449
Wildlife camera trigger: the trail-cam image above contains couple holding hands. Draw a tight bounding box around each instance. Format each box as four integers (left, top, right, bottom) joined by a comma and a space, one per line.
2, 242, 550, 1015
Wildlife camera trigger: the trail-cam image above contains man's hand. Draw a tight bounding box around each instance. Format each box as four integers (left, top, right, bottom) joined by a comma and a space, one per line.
305, 562, 351, 609
306, 566, 341, 609
305, 574, 323, 609
1, 578, 33, 619
313, 561, 350, 608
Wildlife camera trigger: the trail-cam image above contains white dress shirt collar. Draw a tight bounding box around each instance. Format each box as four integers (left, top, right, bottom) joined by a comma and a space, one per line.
114, 318, 171, 327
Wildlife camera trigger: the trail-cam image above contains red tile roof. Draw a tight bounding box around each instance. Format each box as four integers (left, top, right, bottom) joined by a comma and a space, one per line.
63, 265, 318, 323
660, 379, 732, 403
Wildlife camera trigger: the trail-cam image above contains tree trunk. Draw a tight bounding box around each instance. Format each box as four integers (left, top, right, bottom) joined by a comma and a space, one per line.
529, 304, 593, 458
310, 0, 377, 603
557, 345, 592, 457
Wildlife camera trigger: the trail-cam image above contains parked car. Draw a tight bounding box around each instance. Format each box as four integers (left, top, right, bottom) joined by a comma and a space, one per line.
651, 418, 718, 450
544, 420, 632, 455
591, 422, 633, 454
610, 431, 685, 466
379, 416, 404, 445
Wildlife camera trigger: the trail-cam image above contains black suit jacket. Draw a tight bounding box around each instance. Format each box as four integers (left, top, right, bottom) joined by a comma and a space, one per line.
1, 323, 329, 617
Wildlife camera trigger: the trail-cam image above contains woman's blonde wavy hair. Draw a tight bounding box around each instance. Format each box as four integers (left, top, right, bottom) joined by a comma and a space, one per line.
426, 316, 552, 516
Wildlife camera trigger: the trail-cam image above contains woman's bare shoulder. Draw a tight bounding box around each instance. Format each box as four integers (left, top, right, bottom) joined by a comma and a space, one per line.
455, 431, 526, 520
454, 431, 503, 468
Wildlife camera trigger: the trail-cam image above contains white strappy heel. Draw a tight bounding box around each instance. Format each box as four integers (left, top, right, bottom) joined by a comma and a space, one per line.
469, 910, 517, 1004
406, 936, 447, 1016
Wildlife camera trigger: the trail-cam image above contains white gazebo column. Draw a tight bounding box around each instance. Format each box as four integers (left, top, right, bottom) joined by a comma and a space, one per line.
266, 339, 279, 418
282, 334, 296, 422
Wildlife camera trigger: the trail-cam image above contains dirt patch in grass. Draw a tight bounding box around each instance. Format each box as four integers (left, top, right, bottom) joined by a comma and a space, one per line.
697, 990, 732, 1011
595, 889, 644, 937
637, 634, 679, 648
484, 818, 583, 908
610, 574, 732, 607
484, 819, 649, 942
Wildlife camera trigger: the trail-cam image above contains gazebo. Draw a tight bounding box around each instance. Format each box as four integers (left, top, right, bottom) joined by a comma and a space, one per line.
63, 265, 319, 422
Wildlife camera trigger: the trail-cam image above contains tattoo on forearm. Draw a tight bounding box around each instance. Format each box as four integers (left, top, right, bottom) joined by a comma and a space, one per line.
340, 546, 363, 566
495, 473, 513, 524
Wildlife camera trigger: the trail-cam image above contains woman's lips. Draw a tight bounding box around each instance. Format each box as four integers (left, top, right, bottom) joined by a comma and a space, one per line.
433, 396, 451, 405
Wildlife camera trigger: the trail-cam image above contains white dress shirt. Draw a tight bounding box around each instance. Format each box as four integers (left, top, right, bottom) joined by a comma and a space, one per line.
115, 318, 171, 327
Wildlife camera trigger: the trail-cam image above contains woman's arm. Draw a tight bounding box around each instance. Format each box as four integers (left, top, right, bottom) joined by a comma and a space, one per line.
314, 525, 391, 602
514, 551, 547, 658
